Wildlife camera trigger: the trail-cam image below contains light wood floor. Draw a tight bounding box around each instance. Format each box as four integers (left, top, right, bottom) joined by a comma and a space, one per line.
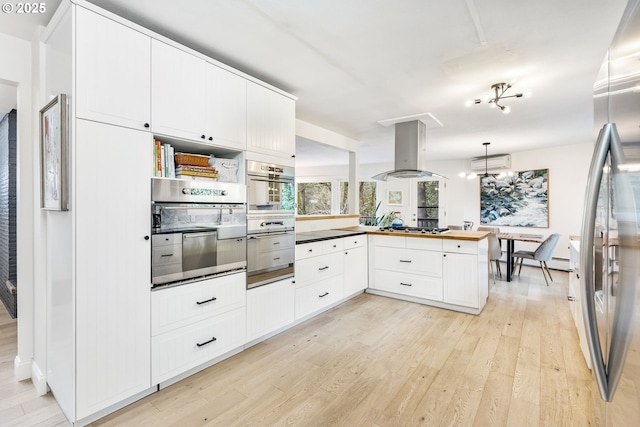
1, 266, 598, 426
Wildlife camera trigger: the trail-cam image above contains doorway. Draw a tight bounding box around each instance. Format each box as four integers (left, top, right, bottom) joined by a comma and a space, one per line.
0, 83, 17, 318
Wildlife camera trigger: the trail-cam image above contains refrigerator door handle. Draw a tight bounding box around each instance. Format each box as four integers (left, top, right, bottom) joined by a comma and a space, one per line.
606, 123, 638, 402
580, 123, 611, 401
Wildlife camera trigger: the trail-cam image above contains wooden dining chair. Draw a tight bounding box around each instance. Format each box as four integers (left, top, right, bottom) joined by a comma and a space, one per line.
513, 233, 561, 285
478, 227, 502, 283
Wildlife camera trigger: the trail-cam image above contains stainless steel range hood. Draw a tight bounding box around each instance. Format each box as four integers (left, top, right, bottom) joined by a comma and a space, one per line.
372, 120, 446, 181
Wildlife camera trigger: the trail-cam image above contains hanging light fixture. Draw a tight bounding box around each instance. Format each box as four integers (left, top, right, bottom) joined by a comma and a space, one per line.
468, 82, 524, 114
482, 142, 490, 176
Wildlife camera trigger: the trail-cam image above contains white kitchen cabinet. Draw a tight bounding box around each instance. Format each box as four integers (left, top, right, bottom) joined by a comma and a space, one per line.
74, 120, 152, 419
295, 237, 356, 320
370, 236, 443, 301
246, 278, 295, 342
442, 239, 489, 312
296, 277, 343, 319
151, 41, 247, 148
152, 307, 246, 385
343, 235, 368, 296
151, 40, 207, 142
247, 81, 296, 159
442, 252, 478, 308
75, 7, 151, 130
206, 63, 247, 149
150, 272, 247, 385
151, 275, 246, 336
368, 235, 489, 314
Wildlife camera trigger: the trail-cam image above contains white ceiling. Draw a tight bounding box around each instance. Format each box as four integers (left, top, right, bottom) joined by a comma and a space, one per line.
0, 0, 630, 166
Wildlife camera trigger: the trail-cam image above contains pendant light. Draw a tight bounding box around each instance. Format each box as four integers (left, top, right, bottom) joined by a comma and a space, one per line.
483, 142, 490, 177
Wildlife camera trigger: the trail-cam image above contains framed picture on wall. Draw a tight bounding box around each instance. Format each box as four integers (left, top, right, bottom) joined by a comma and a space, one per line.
387, 190, 403, 206
480, 169, 549, 227
40, 94, 69, 211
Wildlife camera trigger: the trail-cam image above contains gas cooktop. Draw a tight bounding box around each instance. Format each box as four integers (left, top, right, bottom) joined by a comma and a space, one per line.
378, 226, 450, 234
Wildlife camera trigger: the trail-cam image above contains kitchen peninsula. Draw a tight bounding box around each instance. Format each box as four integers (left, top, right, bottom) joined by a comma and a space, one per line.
296, 227, 490, 315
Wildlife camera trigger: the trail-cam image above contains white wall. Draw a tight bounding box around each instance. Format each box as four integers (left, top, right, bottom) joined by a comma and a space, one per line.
0, 31, 35, 383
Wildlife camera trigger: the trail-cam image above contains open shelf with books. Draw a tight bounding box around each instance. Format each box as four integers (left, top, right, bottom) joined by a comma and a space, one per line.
152, 135, 245, 184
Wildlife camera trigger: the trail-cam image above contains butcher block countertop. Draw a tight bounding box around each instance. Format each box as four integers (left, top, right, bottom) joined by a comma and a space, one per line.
337, 226, 490, 241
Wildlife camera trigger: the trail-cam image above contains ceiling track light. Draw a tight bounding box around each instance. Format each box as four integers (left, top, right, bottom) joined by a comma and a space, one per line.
472, 82, 523, 114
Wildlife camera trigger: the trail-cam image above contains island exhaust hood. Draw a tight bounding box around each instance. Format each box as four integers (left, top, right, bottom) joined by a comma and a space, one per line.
372, 120, 446, 181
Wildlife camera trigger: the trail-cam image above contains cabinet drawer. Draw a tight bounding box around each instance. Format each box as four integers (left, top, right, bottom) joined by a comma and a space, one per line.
151, 273, 246, 335
151, 307, 246, 385
253, 247, 294, 271
295, 241, 324, 260
153, 233, 182, 246
322, 238, 344, 253
443, 239, 478, 255
295, 251, 343, 287
152, 244, 182, 266
373, 235, 406, 248
295, 277, 343, 320
406, 237, 442, 251
372, 269, 443, 301
343, 235, 366, 250
253, 233, 295, 253
375, 246, 442, 277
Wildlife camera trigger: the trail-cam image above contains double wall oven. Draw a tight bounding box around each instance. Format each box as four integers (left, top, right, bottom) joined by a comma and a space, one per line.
246, 160, 295, 289
151, 178, 247, 288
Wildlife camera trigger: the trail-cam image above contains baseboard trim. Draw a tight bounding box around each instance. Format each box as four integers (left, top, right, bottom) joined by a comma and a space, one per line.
14, 355, 31, 381
31, 362, 48, 395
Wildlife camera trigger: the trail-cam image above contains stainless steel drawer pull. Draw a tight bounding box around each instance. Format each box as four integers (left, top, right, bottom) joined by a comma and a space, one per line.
273, 242, 280, 245
319, 292, 329, 298
196, 297, 217, 305
196, 337, 217, 347
160, 253, 174, 257
400, 282, 413, 287
319, 266, 329, 271
399, 260, 412, 263
567, 296, 576, 302
274, 257, 281, 261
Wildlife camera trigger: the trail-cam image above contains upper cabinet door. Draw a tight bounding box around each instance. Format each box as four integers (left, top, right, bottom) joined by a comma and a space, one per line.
247, 81, 295, 158
206, 63, 247, 149
75, 7, 151, 130
151, 40, 207, 141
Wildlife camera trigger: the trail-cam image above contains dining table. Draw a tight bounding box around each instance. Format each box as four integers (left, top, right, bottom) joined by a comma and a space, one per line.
496, 232, 545, 282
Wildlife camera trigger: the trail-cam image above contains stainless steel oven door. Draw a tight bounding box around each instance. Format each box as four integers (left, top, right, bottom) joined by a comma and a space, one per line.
247, 232, 295, 289
182, 231, 217, 271
247, 160, 294, 215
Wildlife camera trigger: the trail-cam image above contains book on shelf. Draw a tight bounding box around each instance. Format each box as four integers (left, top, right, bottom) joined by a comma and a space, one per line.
176, 170, 219, 178
175, 165, 216, 173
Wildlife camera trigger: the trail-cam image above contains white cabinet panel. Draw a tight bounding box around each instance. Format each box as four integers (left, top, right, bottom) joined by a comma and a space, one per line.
151, 273, 246, 336
344, 246, 368, 295
75, 7, 150, 130
295, 251, 343, 286
75, 120, 152, 418
443, 252, 479, 308
151, 40, 207, 141
151, 307, 246, 385
206, 63, 246, 149
295, 278, 343, 320
375, 246, 442, 277
442, 239, 478, 255
247, 278, 295, 341
247, 81, 295, 158
343, 235, 366, 250
295, 241, 324, 260
373, 269, 443, 301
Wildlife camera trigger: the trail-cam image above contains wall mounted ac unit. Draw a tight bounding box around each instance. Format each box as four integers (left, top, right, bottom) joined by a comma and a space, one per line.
470, 154, 511, 171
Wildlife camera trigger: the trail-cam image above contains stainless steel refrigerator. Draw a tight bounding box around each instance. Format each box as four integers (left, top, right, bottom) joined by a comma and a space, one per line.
581, 0, 640, 424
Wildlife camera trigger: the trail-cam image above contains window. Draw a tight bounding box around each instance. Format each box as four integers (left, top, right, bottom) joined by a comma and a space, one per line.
297, 182, 331, 215
416, 180, 439, 228
340, 181, 377, 224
